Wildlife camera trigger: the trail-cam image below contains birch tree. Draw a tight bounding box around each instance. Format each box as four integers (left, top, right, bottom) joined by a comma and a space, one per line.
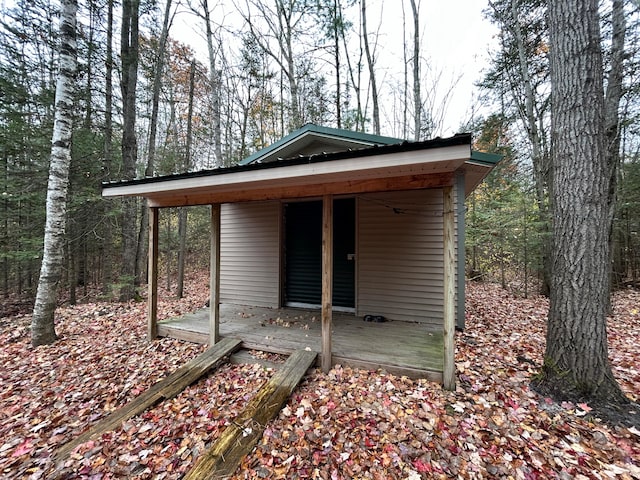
538, 0, 628, 404
31, 0, 77, 346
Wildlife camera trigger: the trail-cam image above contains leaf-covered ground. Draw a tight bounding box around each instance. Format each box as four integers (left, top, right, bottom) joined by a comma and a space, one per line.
1, 276, 639, 479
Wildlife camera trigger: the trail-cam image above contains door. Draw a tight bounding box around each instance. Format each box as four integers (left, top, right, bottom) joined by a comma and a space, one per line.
284, 198, 355, 309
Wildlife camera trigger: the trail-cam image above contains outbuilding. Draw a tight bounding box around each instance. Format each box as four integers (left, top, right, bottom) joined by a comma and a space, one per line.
102, 124, 500, 389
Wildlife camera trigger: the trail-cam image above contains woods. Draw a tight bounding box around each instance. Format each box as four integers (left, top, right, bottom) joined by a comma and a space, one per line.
1, 0, 640, 467
2, 0, 638, 302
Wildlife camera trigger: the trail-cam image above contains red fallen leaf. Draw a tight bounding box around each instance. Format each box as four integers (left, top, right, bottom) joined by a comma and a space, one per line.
364, 437, 375, 448
577, 403, 592, 412
11, 440, 33, 457
413, 458, 432, 473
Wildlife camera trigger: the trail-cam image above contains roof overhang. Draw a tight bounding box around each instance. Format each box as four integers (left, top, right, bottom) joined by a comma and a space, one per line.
102, 134, 500, 207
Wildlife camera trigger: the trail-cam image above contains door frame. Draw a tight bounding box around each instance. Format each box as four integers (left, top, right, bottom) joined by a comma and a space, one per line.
281, 196, 356, 313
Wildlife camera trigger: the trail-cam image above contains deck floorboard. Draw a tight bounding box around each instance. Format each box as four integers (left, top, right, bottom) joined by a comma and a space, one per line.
159, 305, 443, 381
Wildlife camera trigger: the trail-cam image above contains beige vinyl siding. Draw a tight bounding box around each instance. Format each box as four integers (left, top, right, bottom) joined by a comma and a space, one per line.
220, 201, 280, 307
357, 189, 456, 327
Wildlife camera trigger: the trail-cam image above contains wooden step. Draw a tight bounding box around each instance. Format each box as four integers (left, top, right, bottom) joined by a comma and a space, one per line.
54, 337, 242, 462
184, 349, 317, 480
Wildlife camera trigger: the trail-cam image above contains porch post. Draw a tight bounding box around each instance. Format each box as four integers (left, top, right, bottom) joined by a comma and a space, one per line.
443, 186, 456, 390
147, 205, 159, 341
210, 203, 221, 345
321, 194, 333, 373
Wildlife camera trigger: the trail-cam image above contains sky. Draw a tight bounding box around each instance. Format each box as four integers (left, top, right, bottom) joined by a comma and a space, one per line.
171, 0, 499, 138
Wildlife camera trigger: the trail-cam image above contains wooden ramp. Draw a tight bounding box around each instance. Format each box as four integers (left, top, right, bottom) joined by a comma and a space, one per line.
184, 349, 317, 480
54, 337, 242, 462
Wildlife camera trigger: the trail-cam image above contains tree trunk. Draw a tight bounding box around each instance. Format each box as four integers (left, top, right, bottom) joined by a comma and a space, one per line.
539, 0, 626, 403
135, 0, 173, 287
361, 0, 380, 134
119, 0, 140, 301
409, 0, 420, 140
333, 0, 341, 128
605, 0, 626, 292
201, 0, 223, 166
31, 0, 77, 346
146, 0, 173, 178
176, 208, 187, 298
176, 61, 195, 299
102, 0, 114, 296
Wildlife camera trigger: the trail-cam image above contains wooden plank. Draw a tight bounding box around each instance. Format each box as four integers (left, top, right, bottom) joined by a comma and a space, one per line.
321, 194, 333, 373
147, 172, 456, 207
147, 206, 159, 341
210, 204, 221, 344
53, 337, 241, 462
442, 185, 456, 390
184, 349, 317, 480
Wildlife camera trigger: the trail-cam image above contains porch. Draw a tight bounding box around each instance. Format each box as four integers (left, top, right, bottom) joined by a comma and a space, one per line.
158, 304, 444, 382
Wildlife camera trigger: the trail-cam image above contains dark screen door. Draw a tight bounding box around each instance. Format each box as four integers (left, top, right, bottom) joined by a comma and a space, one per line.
284, 198, 355, 308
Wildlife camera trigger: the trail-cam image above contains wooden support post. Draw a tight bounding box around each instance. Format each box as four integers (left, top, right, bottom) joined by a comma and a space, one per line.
321, 194, 333, 373
147, 206, 159, 341
210, 204, 221, 345
456, 172, 466, 330
443, 186, 456, 390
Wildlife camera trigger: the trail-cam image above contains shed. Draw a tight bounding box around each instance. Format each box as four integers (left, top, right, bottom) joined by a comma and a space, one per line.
102, 124, 500, 388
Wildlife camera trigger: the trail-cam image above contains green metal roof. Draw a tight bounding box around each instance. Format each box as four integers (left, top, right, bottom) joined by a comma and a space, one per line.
238, 123, 403, 166
470, 150, 503, 165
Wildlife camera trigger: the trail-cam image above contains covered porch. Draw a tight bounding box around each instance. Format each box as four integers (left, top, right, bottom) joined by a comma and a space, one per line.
102, 128, 500, 390
157, 304, 444, 382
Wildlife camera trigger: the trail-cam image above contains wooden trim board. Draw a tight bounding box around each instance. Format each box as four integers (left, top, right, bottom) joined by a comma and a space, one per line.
184, 349, 317, 479
53, 337, 242, 462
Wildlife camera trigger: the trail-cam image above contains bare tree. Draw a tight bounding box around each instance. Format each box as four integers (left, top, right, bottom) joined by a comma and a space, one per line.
199, 0, 223, 165
486, 0, 552, 295
361, 0, 380, 134
136, 0, 175, 285
409, 0, 420, 140
239, 0, 320, 131
31, 0, 77, 346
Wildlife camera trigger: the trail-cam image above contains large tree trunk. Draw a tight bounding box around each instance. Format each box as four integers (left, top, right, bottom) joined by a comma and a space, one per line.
31, 0, 77, 346
119, 0, 140, 301
539, 0, 626, 404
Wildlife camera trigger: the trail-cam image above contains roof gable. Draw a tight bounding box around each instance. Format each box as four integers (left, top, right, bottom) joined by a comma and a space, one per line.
238, 124, 402, 165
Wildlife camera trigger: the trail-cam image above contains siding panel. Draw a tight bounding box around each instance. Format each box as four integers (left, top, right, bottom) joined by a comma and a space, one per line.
220, 202, 280, 307
357, 189, 456, 327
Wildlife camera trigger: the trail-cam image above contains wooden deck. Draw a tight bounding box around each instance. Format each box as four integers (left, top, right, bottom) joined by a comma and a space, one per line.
158, 304, 444, 382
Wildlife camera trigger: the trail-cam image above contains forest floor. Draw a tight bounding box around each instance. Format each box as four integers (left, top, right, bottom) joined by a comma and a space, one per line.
1, 273, 639, 479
